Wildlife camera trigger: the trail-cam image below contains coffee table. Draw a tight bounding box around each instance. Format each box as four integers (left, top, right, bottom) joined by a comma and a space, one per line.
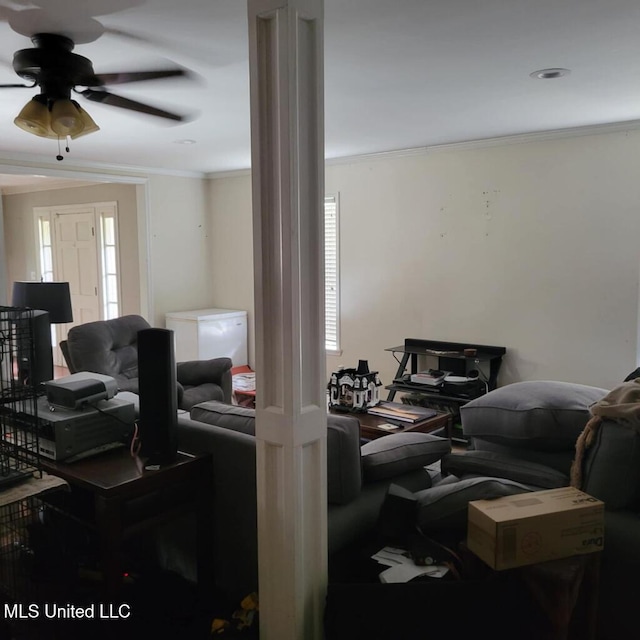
330, 406, 452, 441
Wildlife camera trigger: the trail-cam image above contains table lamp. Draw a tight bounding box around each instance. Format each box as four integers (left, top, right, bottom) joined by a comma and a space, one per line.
12, 281, 73, 324
11, 281, 73, 386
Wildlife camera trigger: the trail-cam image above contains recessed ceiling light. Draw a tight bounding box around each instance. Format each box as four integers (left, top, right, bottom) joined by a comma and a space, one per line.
530, 68, 571, 79
174, 139, 197, 145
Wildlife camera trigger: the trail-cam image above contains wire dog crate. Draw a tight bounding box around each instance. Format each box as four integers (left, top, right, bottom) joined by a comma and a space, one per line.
0, 306, 42, 487
0, 495, 43, 601
0, 308, 68, 616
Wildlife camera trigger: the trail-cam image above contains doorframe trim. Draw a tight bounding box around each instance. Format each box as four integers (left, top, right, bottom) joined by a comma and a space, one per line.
33, 202, 119, 319
0, 163, 152, 320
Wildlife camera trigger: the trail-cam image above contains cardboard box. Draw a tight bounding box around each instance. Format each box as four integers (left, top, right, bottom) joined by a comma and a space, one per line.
467, 487, 604, 570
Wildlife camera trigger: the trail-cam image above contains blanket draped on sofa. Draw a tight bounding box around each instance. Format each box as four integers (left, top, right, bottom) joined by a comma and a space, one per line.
571, 378, 640, 488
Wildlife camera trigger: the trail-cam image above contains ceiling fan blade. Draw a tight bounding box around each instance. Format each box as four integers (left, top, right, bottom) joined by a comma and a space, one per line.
103, 26, 237, 68
78, 89, 185, 122
0, 3, 16, 23
91, 68, 189, 86
0, 82, 33, 88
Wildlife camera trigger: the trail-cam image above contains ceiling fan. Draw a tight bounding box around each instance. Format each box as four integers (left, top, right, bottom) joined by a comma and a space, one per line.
0, 32, 190, 159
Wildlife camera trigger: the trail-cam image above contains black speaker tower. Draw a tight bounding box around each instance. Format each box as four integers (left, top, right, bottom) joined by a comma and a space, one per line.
137, 328, 178, 466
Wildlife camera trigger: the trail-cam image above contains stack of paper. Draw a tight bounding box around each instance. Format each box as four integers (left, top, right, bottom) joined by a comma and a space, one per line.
409, 369, 450, 386
367, 402, 437, 423
233, 373, 256, 391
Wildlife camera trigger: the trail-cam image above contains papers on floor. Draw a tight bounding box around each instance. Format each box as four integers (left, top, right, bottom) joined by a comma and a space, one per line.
372, 546, 449, 583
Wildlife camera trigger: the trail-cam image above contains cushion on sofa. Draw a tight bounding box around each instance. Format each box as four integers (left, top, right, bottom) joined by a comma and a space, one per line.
461, 381, 608, 451
190, 400, 362, 505
461, 441, 577, 475
360, 432, 450, 482
191, 401, 256, 435
414, 476, 534, 532
441, 451, 569, 489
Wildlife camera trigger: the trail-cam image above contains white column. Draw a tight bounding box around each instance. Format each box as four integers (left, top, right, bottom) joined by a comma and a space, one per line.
247, 1, 326, 639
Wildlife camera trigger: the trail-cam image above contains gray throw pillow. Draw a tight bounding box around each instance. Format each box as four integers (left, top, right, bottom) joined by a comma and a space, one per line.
461, 380, 608, 451
360, 432, 450, 482
415, 476, 533, 532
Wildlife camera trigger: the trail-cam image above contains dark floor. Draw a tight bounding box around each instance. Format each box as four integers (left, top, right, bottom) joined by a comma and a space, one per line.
0, 520, 246, 640
324, 530, 599, 640
2, 569, 226, 640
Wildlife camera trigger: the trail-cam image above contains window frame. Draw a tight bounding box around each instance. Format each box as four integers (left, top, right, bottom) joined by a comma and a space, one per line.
324, 194, 341, 355
97, 207, 121, 320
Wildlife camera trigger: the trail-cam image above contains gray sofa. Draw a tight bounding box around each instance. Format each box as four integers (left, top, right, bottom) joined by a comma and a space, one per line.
144, 400, 452, 604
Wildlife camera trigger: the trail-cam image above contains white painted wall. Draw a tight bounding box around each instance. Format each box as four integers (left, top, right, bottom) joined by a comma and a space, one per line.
208, 128, 640, 391
5, 128, 638, 391
145, 174, 214, 326
206, 175, 256, 365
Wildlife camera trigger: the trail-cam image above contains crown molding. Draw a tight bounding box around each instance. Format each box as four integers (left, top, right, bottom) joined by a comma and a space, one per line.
1, 179, 101, 195
424, 118, 640, 154
205, 118, 640, 179
205, 168, 251, 180
0, 149, 206, 181
324, 118, 640, 166
205, 117, 640, 180
8, 117, 638, 185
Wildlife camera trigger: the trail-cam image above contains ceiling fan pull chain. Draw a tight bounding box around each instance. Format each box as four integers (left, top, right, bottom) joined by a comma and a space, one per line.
56, 136, 63, 162
66, 135, 71, 154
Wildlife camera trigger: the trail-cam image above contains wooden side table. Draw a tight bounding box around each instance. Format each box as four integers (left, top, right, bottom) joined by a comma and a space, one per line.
460, 543, 601, 640
519, 553, 601, 640
41, 448, 214, 600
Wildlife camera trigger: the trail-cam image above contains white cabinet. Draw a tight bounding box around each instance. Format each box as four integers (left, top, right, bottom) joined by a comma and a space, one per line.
165, 308, 248, 367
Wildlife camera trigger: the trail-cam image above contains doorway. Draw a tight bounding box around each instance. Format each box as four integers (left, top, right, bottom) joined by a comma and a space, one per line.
34, 202, 121, 365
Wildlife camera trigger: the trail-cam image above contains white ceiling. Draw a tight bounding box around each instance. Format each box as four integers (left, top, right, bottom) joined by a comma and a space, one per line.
0, 0, 639, 178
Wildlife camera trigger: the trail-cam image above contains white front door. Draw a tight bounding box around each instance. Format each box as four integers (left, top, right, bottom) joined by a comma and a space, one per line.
54, 210, 101, 328
34, 202, 120, 367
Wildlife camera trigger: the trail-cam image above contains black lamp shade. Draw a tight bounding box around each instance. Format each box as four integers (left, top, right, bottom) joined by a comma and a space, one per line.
12, 281, 73, 324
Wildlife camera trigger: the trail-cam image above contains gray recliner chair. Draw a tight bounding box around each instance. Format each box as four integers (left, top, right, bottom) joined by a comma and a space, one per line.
60, 314, 233, 411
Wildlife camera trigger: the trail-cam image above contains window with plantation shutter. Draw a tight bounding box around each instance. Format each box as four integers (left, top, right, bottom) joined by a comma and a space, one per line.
325, 195, 340, 354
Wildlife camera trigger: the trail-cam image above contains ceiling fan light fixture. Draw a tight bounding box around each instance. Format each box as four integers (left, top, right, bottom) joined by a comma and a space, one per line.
50, 99, 85, 137
69, 104, 100, 139
13, 95, 52, 138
